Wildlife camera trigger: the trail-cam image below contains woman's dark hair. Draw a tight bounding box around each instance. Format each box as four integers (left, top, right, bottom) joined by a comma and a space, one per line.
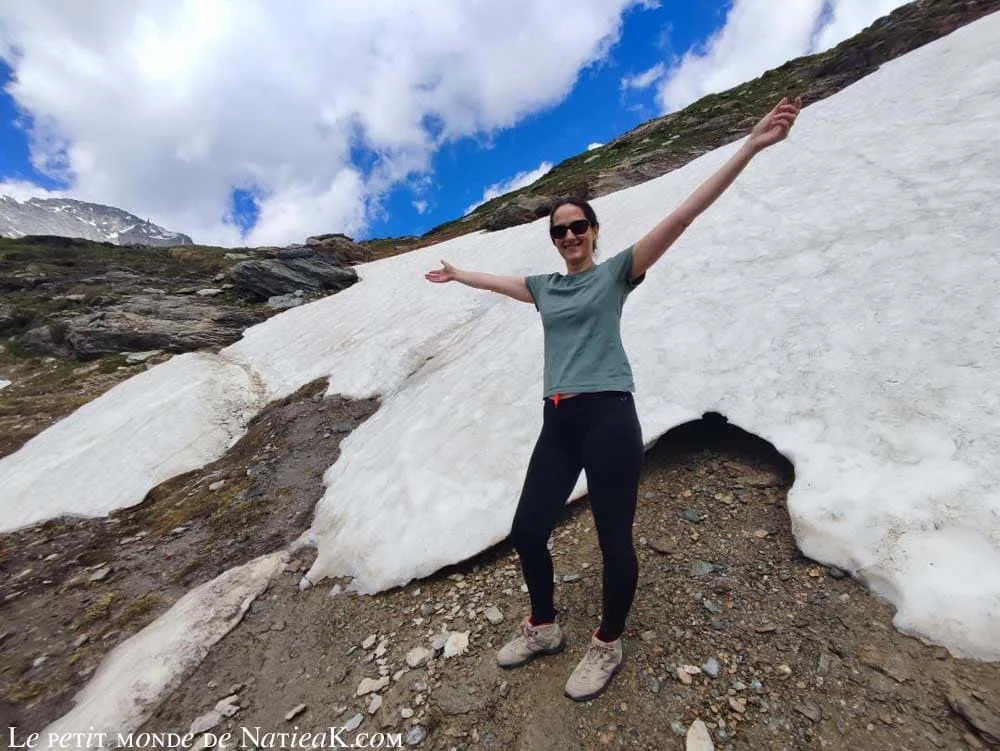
549, 197, 598, 228
548, 198, 599, 252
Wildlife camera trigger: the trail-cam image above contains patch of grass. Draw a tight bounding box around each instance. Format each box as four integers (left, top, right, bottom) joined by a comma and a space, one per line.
114, 593, 161, 628
170, 559, 202, 583
97, 353, 130, 374
3, 681, 44, 702
81, 591, 117, 626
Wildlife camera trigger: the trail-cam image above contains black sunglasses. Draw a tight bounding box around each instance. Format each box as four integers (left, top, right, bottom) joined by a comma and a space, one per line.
549, 219, 591, 240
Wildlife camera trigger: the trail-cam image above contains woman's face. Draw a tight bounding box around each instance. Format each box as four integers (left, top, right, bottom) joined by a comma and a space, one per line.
550, 204, 597, 267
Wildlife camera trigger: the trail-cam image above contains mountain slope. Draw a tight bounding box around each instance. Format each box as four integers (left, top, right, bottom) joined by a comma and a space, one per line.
0, 196, 192, 246
362, 0, 1000, 257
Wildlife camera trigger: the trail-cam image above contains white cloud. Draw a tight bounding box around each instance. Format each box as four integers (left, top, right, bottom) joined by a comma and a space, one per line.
656, 0, 910, 113
413, 200, 428, 215
0, 180, 65, 201
465, 161, 553, 215
814, 0, 908, 49
587, 142, 604, 151
620, 62, 665, 90
0, 1, 644, 245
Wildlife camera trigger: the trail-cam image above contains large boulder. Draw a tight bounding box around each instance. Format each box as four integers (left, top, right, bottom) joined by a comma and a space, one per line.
482, 195, 557, 232
227, 256, 358, 301
17, 294, 262, 359
304, 233, 374, 265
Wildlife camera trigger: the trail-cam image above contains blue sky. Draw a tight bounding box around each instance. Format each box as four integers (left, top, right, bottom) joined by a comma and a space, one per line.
367, 3, 726, 239
0, 1, 906, 246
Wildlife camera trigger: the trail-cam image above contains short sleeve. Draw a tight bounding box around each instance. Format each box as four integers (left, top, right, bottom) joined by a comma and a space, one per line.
524, 274, 546, 311
605, 246, 645, 295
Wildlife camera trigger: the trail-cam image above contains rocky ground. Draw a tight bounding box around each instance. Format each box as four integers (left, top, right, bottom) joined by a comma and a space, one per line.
3, 401, 998, 750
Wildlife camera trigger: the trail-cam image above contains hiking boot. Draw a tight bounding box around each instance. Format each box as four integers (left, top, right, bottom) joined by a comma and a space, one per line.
497, 618, 565, 668
564, 634, 623, 701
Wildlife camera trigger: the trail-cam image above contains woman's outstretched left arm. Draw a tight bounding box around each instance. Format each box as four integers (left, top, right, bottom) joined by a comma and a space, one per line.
629, 96, 802, 280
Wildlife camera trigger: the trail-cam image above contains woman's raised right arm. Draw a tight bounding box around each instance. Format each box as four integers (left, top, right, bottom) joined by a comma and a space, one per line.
424, 260, 534, 304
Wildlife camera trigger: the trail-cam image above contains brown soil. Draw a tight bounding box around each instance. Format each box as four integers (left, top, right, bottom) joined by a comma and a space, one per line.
5, 411, 995, 749
0, 380, 378, 733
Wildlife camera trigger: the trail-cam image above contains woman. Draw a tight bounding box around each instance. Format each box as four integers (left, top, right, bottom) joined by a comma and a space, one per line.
425, 97, 802, 701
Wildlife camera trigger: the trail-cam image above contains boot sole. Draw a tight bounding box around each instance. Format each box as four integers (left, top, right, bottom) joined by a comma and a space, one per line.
564, 657, 623, 702
497, 638, 566, 669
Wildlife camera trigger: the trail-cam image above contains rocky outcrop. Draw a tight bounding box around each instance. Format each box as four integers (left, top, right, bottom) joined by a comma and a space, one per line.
481, 196, 556, 232
304, 233, 374, 265
18, 293, 262, 359
227, 254, 358, 301
18, 294, 263, 360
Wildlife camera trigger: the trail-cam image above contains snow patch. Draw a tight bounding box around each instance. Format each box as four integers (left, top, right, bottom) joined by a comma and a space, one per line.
39, 553, 285, 749
1, 14, 999, 661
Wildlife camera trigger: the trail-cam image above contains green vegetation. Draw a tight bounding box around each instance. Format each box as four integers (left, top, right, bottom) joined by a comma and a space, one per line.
114, 593, 161, 628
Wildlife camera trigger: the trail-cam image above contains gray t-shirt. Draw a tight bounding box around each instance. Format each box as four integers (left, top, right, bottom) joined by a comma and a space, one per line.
525, 246, 645, 399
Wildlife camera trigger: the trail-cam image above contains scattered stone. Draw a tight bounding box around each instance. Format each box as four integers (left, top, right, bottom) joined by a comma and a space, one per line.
356, 676, 390, 696
562, 573, 581, 583
728, 697, 747, 714
401, 707, 414, 719
827, 566, 847, 579
195, 288, 224, 297
775, 664, 793, 678
690, 560, 716, 578
646, 677, 661, 694
430, 632, 450, 652
702, 599, 722, 614
753, 529, 770, 539
215, 694, 240, 718
189, 711, 222, 735
443, 631, 470, 658
755, 623, 778, 634
434, 684, 481, 715
367, 694, 382, 714
88, 564, 112, 582
329, 584, 342, 597
405, 726, 427, 747
484, 606, 504, 625
858, 645, 910, 683
271, 620, 286, 632
266, 293, 306, 310
362, 634, 377, 650
124, 350, 162, 364
676, 668, 694, 685
944, 684, 1000, 744
795, 702, 823, 723
640, 630, 657, 643
646, 537, 674, 554
208, 480, 225, 492
285, 704, 307, 721
406, 647, 433, 668
374, 638, 388, 658
686, 719, 715, 751
817, 651, 834, 676
343, 713, 363, 733
702, 657, 720, 678
682, 509, 702, 523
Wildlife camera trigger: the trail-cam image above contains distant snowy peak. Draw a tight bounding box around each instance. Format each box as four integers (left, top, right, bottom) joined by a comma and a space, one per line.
0, 196, 193, 247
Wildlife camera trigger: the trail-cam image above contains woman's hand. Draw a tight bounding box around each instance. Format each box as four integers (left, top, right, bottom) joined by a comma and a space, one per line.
424, 259, 459, 283
748, 97, 802, 153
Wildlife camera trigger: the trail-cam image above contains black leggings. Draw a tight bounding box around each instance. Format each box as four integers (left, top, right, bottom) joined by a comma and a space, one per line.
510, 391, 644, 642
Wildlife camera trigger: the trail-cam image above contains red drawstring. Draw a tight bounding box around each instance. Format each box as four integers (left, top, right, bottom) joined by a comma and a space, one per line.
553, 393, 561, 408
